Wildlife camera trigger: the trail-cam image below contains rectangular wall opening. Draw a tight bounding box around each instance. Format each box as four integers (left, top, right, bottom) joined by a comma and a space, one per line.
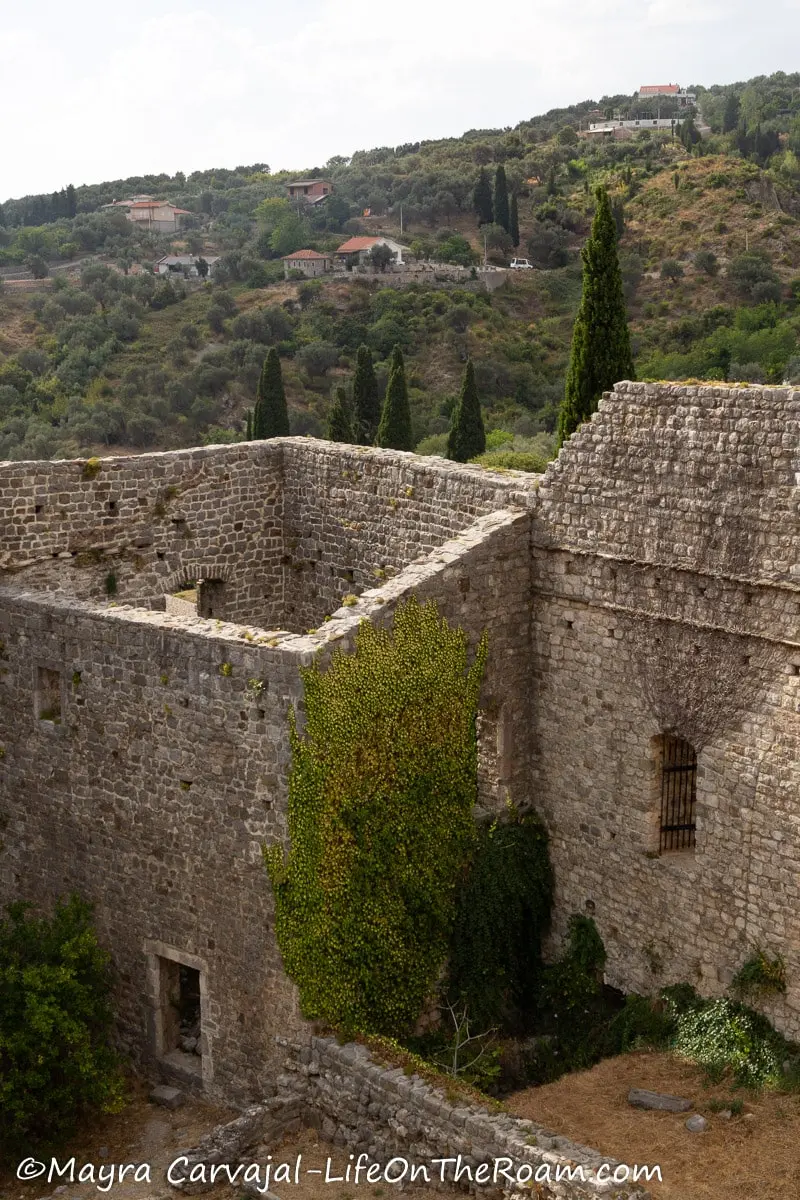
158, 957, 202, 1077
36, 666, 62, 724
197, 579, 227, 619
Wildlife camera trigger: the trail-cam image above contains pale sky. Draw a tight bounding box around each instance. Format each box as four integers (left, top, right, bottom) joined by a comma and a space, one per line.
3, 0, 799, 200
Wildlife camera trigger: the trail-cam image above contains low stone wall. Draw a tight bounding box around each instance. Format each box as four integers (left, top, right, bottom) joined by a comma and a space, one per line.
275, 1036, 652, 1199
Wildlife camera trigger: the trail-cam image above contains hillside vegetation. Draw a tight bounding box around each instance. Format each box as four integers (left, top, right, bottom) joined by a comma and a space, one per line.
1, 71, 799, 460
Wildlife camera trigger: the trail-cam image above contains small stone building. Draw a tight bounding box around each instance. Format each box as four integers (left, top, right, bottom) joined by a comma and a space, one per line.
0, 382, 797, 1103
281, 249, 332, 279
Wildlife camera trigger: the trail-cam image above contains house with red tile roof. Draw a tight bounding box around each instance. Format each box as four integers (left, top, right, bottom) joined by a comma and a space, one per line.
102, 195, 192, 233
282, 248, 333, 279
335, 235, 409, 268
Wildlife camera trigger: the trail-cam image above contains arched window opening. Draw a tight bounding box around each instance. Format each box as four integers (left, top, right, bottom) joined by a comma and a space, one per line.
658, 735, 697, 853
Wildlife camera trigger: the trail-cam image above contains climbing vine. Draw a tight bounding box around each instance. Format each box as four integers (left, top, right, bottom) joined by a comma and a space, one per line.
447, 808, 554, 1030
265, 597, 487, 1037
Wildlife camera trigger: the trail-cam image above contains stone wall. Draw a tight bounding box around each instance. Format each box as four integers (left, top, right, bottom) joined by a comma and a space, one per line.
1, 382, 798, 1103
276, 1036, 651, 1199
280, 441, 534, 631
0, 443, 286, 629
0, 590, 308, 1101
528, 381, 800, 1030
535, 381, 799, 583
0, 503, 533, 1096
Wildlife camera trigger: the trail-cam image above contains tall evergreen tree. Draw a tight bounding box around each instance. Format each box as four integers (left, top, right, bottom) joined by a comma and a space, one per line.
494, 165, 510, 234
509, 193, 520, 249
447, 360, 486, 462
253, 348, 290, 439
328, 387, 355, 443
473, 169, 494, 226
722, 93, 741, 134
245, 408, 253, 440
66, 184, 77, 219
558, 188, 634, 446
377, 345, 414, 451
352, 345, 380, 444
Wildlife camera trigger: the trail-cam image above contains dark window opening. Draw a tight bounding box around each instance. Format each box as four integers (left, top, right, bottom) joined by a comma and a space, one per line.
36, 667, 62, 724
659, 735, 697, 853
197, 578, 227, 619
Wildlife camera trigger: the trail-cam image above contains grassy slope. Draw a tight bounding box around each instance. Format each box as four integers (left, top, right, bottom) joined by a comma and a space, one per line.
2, 148, 799, 458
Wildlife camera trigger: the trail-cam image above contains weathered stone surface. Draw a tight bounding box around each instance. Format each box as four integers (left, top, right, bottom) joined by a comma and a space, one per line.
278, 1036, 651, 1198
685, 1115, 709, 1133
628, 1089, 692, 1113
150, 1085, 185, 1110
0, 383, 798, 1111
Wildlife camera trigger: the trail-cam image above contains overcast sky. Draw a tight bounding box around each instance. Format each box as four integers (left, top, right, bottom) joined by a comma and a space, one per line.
3, 0, 799, 200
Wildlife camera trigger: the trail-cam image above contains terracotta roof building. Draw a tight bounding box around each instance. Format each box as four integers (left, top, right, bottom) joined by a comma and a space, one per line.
335, 235, 409, 267
282, 248, 332, 279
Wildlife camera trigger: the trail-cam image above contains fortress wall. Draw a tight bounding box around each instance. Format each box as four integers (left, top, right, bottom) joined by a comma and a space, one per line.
0, 506, 534, 1098
0, 443, 286, 628
280, 440, 536, 631
529, 380, 800, 1034
529, 563, 800, 1034
0, 592, 309, 1102
536, 381, 800, 585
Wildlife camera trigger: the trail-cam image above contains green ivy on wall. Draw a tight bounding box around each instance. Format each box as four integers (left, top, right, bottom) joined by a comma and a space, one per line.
264, 597, 488, 1037
447, 808, 554, 1031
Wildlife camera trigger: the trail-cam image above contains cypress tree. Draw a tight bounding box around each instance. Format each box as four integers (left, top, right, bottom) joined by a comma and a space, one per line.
509, 193, 520, 249
558, 188, 634, 446
447, 360, 486, 463
473, 169, 494, 226
253, 348, 290, 439
245, 408, 253, 440
376, 345, 414, 451
352, 344, 380, 444
328, 387, 355, 443
494, 165, 510, 234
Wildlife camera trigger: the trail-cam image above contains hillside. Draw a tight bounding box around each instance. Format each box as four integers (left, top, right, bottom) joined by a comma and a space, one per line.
1, 70, 799, 461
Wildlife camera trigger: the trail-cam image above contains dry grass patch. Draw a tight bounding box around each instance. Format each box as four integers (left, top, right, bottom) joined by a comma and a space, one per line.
507, 1049, 800, 1200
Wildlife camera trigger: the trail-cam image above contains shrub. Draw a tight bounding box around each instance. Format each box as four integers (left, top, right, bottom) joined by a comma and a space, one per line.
667, 993, 792, 1088
0, 896, 125, 1153
731, 948, 787, 1001
661, 258, 685, 281
265, 597, 487, 1036
695, 248, 719, 276
472, 450, 548, 473
728, 252, 782, 303
540, 914, 606, 1019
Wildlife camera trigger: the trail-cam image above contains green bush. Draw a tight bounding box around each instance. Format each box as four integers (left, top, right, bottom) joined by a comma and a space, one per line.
473, 450, 548, 473
667, 993, 793, 1088
265, 597, 487, 1037
0, 896, 125, 1153
731, 948, 787, 1001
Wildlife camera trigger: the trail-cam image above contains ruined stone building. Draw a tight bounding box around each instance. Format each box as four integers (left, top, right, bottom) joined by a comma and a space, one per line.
0, 381, 797, 1103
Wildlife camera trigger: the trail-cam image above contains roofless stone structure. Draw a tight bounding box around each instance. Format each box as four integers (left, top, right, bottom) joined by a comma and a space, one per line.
0, 382, 797, 1102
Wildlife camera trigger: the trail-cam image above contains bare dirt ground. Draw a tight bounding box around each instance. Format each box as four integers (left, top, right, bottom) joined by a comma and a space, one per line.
0, 1080, 431, 1200
507, 1049, 800, 1200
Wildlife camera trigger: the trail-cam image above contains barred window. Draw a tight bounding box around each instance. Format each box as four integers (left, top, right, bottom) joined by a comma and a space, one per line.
658, 735, 697, 853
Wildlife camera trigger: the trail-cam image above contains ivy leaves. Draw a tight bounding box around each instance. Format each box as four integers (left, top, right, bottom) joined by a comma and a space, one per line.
265, 598, 487, 1037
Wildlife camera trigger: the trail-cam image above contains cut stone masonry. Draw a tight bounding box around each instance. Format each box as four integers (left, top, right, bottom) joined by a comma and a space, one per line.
0, 381, 797, 1107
